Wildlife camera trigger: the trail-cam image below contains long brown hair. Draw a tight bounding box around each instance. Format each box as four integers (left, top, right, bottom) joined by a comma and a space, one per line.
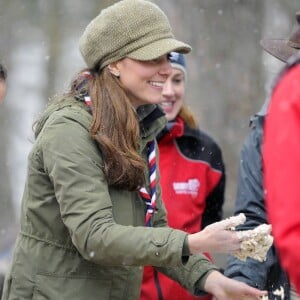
70, 68, 146, 191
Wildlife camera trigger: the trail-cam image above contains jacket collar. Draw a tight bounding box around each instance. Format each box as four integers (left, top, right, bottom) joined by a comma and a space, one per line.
137, 104, 166, 142
158, 116, 204, 142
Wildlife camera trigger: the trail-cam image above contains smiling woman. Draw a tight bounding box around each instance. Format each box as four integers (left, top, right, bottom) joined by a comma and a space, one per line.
1, 1, 266, 300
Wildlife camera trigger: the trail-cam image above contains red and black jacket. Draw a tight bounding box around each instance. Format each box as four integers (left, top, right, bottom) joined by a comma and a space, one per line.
140, 116, 225, 300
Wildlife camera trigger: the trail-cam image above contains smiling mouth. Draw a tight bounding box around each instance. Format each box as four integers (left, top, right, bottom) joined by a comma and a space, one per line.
149, 81, 164, 88
161, 101, 174, 108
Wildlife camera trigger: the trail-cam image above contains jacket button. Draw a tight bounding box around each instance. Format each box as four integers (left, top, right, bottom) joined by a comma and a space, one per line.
155, 251, 160, 257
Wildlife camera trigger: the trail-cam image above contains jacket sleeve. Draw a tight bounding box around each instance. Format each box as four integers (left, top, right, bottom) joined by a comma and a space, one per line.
190, 130, 225, 229
263, 64, 300, 294
41, 113, 188, 267
224, 116, 278, 290
201, 146, 225, 228
155, 254, 218, 295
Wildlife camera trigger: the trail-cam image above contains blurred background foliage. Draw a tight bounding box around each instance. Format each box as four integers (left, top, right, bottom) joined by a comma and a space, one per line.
0, 0, 299, 267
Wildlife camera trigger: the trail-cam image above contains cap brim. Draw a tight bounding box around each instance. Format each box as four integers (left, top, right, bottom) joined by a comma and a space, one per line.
127, 38, 191, 61
260, 38, 299, 62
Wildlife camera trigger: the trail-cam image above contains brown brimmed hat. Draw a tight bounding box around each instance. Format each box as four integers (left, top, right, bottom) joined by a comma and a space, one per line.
79, 0, 191, 70
260, 11, 300, 62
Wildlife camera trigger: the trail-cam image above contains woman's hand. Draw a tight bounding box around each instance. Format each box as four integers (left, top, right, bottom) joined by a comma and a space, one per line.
188, 218, 242, 254
204, 271, 267, 300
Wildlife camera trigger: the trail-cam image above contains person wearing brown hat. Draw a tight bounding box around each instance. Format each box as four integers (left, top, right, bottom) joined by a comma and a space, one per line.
225, 11, 300, 300
1, 1, 266, 299
260, 11, 300, 63
263, 51, 300, 300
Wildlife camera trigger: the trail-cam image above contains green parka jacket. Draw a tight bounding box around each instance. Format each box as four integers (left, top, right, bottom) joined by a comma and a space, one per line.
2, 97, 217, 300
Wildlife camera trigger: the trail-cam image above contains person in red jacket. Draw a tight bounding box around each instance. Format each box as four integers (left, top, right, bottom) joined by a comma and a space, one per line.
263, 53, 300, 295
140, 52, 225, 300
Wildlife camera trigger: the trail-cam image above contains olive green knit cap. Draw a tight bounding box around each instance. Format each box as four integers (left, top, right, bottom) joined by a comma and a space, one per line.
79, 0, 191, 70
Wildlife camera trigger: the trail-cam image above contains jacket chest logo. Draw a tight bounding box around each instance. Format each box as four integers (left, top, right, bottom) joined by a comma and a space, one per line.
172, 179, 200, 197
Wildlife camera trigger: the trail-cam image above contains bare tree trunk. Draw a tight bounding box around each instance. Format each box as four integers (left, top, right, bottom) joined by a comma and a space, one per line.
0, 0, 19, 261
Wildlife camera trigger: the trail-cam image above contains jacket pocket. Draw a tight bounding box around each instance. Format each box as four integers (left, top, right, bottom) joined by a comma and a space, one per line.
32, 273, 111, 300
2, 275, 34, 300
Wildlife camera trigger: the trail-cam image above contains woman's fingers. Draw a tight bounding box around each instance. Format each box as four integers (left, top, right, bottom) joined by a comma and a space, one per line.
204, 271, 267, 300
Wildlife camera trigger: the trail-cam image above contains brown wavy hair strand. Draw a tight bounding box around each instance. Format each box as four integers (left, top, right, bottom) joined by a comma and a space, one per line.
87, 68, 146, 190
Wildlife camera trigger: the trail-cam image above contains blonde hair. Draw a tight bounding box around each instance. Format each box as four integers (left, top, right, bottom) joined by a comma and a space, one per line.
178, 104, 198, 129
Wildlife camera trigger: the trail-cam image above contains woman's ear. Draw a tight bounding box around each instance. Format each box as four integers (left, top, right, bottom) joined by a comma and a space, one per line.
107, 63, 120, 77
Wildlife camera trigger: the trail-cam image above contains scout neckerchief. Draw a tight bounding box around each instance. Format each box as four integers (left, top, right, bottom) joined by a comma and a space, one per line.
139, 140, 157, 226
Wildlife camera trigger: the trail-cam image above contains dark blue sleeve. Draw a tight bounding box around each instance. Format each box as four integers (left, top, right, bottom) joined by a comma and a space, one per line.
224, 116, 277, 289
201, 169, 225, 229
201, 133, 225, 228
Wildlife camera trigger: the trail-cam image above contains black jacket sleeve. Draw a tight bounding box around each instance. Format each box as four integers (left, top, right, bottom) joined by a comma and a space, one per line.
201, 156, 225, 228
224, 115, 290, 296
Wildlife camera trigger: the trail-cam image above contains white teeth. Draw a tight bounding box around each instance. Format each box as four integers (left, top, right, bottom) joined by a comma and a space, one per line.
161, 101, 173, 107
150, 81, 164, 87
